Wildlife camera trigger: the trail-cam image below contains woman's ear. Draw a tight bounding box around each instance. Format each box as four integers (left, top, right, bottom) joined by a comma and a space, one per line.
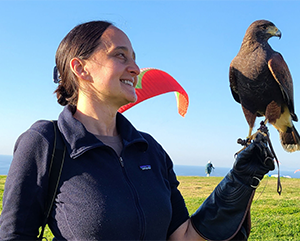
70, 58, 90, 81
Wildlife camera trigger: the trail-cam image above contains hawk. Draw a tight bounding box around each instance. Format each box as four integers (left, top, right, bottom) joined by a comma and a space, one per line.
229, 20, 300, 152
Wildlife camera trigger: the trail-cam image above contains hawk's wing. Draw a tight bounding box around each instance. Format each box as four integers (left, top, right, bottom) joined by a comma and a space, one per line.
229, 64, 240, 103
268, 53, 297, 121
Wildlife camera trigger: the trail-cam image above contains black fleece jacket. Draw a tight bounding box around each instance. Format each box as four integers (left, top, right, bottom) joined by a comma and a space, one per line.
0, 105, 189, 240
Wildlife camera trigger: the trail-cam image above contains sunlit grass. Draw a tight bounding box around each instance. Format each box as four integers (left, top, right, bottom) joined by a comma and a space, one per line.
177, 176, 300, 240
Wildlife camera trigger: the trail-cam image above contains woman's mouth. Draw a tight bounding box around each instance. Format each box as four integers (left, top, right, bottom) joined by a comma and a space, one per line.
121, 79, 134, 87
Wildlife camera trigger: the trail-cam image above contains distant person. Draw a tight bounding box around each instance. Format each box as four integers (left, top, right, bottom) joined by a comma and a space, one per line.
205, 160, 215, 177
0, 20, 275, 240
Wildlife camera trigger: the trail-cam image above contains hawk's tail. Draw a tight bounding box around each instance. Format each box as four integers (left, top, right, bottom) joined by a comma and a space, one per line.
280, 125, 300, 152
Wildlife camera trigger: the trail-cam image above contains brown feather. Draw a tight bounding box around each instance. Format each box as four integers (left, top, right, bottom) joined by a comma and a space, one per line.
265, 101, 281, 124
230, 20, 300, 152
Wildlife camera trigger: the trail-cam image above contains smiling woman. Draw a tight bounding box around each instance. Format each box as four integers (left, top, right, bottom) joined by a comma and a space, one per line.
0, 20, 275, 241
72, 26, 140, 118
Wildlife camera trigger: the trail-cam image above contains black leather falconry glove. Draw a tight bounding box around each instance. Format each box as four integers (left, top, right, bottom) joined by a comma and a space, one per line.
191, 133, 275, 240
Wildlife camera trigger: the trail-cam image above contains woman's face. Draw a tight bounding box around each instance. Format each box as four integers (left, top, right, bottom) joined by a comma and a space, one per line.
83, 26, 140, 108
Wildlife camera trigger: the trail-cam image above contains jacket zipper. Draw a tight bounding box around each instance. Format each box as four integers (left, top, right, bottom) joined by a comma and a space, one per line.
119, 156, 146, 240
119, 156, 125, 167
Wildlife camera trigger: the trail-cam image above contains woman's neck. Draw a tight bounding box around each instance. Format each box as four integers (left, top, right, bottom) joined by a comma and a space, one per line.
74, 100, 119, 137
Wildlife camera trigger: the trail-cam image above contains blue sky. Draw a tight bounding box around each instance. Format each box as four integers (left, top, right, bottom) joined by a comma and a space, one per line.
1, 0, 300, 171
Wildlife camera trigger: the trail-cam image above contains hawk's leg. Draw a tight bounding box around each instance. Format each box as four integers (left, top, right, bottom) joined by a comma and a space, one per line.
247, 119, 269, 142
236, 120, 269, 155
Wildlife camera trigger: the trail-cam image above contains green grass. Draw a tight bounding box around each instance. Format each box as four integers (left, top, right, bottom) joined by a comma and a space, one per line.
1, 175, 300, 240
177, 176, 300, 241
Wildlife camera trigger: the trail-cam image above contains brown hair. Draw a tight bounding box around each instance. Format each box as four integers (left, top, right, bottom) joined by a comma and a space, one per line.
54, 20, 112, 106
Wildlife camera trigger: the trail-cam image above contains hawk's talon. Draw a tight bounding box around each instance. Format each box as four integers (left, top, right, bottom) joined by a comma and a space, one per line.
257, 121, 269, 135
235, 138, 250, 157
237, 138, 250, 146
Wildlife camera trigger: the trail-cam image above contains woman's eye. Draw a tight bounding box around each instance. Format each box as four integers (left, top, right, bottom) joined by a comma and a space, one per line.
116, 53, 127, 60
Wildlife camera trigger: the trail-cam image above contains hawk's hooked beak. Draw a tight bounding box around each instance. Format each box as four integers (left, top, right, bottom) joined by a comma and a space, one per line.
267, 26, 282, 39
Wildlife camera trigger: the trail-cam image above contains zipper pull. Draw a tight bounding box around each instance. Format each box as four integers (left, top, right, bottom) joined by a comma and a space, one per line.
119, 157, 124, 167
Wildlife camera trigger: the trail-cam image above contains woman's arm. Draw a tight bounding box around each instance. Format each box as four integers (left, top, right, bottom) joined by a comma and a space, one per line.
0, 121, 54, 240
169, 219, 204, 241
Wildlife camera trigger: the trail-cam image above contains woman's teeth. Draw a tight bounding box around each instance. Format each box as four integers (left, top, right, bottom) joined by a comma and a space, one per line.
121, 79, 133, 86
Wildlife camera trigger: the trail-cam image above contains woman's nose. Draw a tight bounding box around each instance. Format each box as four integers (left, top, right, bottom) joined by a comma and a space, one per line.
128, 60, 140, 76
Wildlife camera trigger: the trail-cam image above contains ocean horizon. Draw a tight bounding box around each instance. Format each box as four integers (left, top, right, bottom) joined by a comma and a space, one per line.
1, 155, 299, 178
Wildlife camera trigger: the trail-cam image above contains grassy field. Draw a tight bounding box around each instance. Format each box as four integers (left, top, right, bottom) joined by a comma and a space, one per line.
1, 175, 300, 240
178, 176, 300, 240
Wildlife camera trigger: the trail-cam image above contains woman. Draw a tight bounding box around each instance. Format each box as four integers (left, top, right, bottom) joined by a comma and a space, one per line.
0, 21, 274, 240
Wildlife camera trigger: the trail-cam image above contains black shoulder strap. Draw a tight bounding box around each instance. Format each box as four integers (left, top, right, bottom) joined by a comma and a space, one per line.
38, 120, 66, 240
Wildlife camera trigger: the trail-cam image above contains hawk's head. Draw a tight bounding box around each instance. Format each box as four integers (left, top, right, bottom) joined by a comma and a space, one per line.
245, 20, 281, 43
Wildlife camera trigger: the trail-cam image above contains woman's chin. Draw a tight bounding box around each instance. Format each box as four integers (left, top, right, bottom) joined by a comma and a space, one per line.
126, 94, 137, 104
118, 95, 137, 109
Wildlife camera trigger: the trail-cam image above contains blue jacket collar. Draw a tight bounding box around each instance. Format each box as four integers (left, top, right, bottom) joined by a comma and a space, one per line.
58, 105, 148, 159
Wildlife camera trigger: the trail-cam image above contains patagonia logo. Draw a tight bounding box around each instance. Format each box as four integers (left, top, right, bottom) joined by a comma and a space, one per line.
140, 165, 151, 171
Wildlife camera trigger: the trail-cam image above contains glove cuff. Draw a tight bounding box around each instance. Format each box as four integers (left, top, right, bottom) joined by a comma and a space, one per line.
190, 170, 255, 240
